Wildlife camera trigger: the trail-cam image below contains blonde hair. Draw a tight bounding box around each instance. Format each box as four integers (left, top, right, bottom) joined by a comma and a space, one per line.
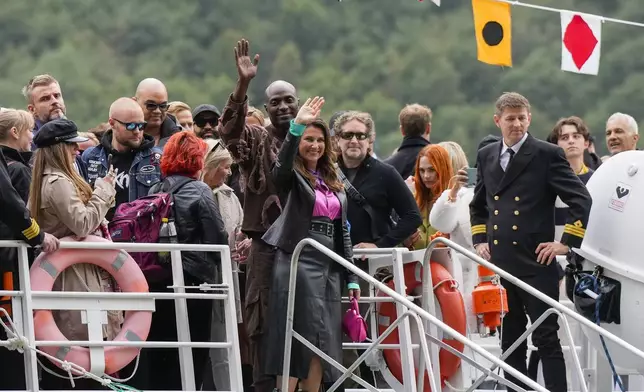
0, 109, 34, 142
29, 143, 93, 223
203, 139, 233, 171
438, 141, 469, 175
78, 132, 99, 146
168, 101, 192, 117
22, 74, 60, 104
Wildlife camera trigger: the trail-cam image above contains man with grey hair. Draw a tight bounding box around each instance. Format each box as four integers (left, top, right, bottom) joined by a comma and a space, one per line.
606, 112, 639, 155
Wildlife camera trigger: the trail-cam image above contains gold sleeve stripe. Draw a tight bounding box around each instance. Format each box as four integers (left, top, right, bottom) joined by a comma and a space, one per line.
564, 224, 585, 238
471, 224, 487, 235
22, 219, 40, 240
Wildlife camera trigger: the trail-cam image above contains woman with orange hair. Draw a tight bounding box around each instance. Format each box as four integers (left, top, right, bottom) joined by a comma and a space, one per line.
145, 131, 228, 390
404, 144, 453, 249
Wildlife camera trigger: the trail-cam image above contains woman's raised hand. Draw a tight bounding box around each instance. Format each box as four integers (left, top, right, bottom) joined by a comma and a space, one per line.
448, 166, 468, 199
294, 96, 325, 125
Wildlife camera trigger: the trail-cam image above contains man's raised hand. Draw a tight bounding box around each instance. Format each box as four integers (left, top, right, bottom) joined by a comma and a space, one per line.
234, 39, 260, 82
294, 96, 325, 125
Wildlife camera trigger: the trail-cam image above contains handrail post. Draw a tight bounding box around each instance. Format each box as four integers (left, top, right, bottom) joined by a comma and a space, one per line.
219, 246, 243, 390
170, 249, 196, 391
391, 247, 417, 392
18, 245, 39, 392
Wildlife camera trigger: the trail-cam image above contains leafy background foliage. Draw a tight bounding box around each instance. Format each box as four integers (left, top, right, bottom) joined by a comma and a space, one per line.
1, 0, 639, 159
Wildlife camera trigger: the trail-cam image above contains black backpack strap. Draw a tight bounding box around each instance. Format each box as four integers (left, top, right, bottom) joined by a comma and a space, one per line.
166, 176, 195, 195
337, 168, 380, 241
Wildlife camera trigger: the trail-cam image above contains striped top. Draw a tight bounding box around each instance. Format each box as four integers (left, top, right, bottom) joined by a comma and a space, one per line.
554, 164, 593, 241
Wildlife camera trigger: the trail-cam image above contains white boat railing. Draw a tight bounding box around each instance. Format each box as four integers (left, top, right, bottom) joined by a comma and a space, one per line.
282, 237, 644, 392
0, 240, 242, 392
281, 238, 551, 392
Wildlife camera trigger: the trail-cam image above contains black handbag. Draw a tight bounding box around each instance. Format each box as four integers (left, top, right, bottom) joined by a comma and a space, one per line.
570, 265, 621, 325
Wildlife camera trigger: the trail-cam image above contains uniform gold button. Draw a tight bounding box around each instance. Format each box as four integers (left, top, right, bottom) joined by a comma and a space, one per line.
513, 241, 518, 245
515, 196, 520, 201
494, 225, 498, 230
494, 196, 499, 201
494, 240, 498, 245
494, 210, 499, 215
514, 210, 519, 216
512, 225, 518, 230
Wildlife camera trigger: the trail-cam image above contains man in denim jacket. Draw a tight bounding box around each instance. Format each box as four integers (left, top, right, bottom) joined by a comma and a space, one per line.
82, 98, 162, 219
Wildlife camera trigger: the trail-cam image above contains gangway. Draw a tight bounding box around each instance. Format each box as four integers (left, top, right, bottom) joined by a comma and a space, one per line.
281, 237, 644, 392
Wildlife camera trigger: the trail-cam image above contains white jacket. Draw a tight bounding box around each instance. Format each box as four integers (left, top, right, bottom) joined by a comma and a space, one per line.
429, 186, 478, 331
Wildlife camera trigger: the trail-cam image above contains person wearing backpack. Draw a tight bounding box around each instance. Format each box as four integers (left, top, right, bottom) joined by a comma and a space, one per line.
142, 131, 228, 391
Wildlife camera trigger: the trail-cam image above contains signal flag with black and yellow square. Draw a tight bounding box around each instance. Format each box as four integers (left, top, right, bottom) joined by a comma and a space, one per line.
472, 0, 512, 66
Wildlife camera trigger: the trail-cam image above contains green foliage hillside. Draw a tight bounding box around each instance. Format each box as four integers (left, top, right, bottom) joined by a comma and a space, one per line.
1, 0, 640, 158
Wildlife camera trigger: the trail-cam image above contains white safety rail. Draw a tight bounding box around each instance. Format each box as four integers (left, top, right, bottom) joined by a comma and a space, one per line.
0, 240, 242, 392
282, 237, 644, 392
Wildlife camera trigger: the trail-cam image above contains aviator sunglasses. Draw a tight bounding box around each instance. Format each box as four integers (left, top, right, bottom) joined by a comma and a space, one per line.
339, 131, 369, 141
114, 118, 147, 131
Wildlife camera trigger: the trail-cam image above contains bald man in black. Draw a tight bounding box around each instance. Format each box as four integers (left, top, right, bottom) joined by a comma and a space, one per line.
218, 39, 299, 392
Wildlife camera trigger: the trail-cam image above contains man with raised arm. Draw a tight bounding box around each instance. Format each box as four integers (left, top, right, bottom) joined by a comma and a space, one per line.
219, 38, 299, 392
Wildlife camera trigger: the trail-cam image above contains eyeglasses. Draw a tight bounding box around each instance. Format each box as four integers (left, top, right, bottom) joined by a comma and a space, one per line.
114, 118, 147, 131
145, 102, 169, 112
339, 132, 369, 141
195, 117, 218, 128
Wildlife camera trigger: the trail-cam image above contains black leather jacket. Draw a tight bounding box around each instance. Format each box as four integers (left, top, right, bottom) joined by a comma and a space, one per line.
149, 175, 228, 284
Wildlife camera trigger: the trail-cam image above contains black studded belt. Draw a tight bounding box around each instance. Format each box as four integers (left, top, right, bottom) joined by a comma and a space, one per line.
310, 221, 334, 237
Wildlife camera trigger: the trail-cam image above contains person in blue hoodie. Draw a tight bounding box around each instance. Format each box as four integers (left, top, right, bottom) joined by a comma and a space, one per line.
22, 74, 89, 180
82, 97, 162, 220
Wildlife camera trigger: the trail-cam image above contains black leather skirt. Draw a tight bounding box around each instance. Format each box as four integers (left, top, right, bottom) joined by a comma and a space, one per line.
263, 217, 345, 382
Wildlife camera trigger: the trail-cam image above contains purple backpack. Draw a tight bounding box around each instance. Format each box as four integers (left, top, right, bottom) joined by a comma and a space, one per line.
108, 178, 192, 282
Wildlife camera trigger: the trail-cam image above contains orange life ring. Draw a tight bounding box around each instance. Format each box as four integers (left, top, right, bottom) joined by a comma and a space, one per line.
377, 261, 466, 391
29, 235, 152, 375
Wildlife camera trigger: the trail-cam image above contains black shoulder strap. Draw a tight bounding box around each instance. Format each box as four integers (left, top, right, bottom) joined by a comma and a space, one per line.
337, 168, 380, 241
166, 176, 195, 195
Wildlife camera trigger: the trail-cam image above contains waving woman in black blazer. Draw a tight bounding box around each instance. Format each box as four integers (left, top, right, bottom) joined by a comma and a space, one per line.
262, 97, 360, 392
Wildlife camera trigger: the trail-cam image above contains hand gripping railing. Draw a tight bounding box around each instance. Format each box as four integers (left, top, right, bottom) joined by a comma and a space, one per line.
281, 238, 550, 392
423, 236, 644, 391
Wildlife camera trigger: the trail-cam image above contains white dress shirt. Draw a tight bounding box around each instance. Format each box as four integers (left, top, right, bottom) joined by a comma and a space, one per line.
500, 132, 528, 171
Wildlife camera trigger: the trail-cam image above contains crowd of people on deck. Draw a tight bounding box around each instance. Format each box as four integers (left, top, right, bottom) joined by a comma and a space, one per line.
0, 36, 639, 392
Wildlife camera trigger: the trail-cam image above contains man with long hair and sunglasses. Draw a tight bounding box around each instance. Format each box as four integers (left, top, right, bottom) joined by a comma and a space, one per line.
82, 97, 163, 220
134, 78, 181, 148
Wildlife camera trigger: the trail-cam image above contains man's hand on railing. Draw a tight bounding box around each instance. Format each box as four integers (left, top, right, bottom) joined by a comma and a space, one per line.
41, 233, 60, 253
474, 242, 490, 260
536, 241, 569, 265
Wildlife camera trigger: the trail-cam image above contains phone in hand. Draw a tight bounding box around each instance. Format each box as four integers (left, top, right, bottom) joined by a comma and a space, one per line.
466, 167, 477, 187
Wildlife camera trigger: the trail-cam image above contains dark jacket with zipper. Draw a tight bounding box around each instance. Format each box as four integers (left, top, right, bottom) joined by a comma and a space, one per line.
384, 135, 430, 179
262, 131, 358, 286
340, 155, 422, 247
157, 114, 182, 149
149, 175, 228, 284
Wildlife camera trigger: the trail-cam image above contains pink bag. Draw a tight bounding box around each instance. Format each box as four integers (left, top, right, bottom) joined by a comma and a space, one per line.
342, 297, 367, 342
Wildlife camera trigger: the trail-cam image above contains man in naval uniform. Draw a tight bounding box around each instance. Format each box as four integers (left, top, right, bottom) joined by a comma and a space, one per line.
470, 92, 592, 392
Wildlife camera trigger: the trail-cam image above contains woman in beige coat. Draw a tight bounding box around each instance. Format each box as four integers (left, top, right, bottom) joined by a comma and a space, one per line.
28, 119, 120, 390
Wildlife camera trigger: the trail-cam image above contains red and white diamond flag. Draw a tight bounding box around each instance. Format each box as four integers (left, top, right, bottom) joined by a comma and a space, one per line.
561, 12, 602, 75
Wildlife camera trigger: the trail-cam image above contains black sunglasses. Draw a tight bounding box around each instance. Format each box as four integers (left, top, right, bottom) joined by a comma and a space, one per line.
339, 132, 369, 141
195, 117, 219, 128
114, 118, 147, 131
145, 102, 169, 112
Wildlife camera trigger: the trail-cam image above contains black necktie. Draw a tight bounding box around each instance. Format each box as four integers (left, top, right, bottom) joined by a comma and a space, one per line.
506, 148, 515, 171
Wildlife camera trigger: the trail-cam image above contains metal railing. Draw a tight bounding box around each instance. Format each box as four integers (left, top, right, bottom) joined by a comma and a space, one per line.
281, 238, 551, 392
282, 236, 644, 392
0, 240, 242, 392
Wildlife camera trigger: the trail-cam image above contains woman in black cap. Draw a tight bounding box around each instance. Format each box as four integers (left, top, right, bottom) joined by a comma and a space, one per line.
28, 119, 121, 390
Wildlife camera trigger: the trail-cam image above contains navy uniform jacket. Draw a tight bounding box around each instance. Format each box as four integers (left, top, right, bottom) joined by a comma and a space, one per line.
469, 134, 592, 277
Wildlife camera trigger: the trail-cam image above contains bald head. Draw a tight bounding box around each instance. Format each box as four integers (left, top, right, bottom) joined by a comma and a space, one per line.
109, 98, 145, 151
264, 80, 298, 131
136, 78, 168, 98
265, 80, 296, 100
110, 97, 143, 120
135, 78, 169, 130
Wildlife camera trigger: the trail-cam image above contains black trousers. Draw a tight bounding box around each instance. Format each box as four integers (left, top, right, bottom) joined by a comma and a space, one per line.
500, 274, 567, 392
